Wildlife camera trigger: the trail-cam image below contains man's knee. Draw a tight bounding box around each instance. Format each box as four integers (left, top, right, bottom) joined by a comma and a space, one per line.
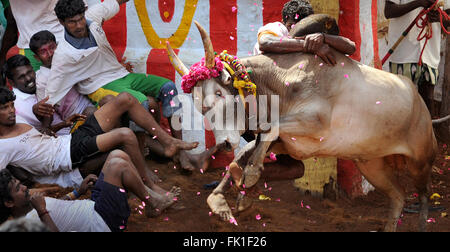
116, 127, 138, 144
116, 92, 138, 107
108, 149, 131, 161
103, 155, 130, 177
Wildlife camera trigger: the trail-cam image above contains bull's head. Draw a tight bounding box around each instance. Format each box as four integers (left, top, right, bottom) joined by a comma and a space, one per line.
167, 21, 245, 151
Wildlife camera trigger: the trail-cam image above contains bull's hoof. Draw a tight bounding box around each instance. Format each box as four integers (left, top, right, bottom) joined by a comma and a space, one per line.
236, 193, 253, 212
207, 192, 236, 223
243, 163, 263, 188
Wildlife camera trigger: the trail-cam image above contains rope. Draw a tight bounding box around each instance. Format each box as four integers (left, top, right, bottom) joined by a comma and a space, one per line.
415, 0, 449, 65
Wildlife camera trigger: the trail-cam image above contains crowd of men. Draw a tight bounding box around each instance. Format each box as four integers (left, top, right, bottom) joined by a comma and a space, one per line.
0, 0, 448, 232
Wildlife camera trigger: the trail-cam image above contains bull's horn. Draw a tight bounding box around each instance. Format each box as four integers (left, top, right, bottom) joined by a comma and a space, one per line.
194, 20, 215, 69
166, 41, 189, 77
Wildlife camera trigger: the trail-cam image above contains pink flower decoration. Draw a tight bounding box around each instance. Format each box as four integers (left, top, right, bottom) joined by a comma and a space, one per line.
181, 57, 224, 93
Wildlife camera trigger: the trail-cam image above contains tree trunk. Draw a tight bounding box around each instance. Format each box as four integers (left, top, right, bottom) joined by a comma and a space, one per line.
436, 35, 450, 143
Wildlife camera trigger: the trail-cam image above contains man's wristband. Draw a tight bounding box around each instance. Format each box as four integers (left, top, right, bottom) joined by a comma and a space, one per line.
66, 190, 80, 200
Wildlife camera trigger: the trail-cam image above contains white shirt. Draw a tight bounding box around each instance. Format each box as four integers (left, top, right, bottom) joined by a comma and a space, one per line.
0, 125, 72, 176
253, 21, 290, 55
45, 0, 129, 105
13, 88, 69, 135
25, 197, 111, 232
388, 0, 450, 68
36, 67, 94, 120
9, 0, 64, 49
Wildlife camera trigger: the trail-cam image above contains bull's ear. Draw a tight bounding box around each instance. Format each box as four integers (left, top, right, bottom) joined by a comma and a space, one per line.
221, 69, 232, 85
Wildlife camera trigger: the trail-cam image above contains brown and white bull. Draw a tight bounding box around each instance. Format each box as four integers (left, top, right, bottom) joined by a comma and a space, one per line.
167, 21, 438, 232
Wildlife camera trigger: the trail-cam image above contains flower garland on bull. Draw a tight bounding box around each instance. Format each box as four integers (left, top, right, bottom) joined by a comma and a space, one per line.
181, 50, 257, 108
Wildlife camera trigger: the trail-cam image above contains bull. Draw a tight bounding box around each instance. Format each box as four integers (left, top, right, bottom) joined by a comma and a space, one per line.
167, 21, 438, 232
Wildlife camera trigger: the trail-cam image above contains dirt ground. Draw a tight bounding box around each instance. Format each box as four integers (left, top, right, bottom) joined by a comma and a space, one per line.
38, 141, 449, 232
121, 142, 450, 233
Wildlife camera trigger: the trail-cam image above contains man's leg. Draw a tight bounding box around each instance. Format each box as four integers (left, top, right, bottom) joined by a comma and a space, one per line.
95, 127, 160, 186
93, 92, 198, 158
99, 150, 175, 218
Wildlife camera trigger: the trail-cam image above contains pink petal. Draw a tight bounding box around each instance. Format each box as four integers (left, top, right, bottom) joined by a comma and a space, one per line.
291, 137, 296, 141
230, 36, 234, 40
299, 64, 304, 69
285, 82, 290, 87
170, 100, 176, 107
344, 74, 349, 78
270, 152, 277, 161
255, 214, 261, 220
211, 155, 216, 160
319, 137, 324, 142
375, 101, 381, 105
231, 6, 237, 12
119, 188, 126, 193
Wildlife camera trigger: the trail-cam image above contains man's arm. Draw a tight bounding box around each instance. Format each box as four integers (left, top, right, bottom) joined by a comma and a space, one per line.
384, 0, 435, 19
0, 6, 18, 86
258, 34, 309, 54
29, 192, 59, 232
59, 174, 97, 201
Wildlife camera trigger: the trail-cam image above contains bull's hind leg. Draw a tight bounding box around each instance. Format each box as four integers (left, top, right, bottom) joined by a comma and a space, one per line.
405, 157, 432, 232
354, 157, 405, 232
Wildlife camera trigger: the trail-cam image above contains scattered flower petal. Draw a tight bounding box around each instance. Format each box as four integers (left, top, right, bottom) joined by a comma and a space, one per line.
255, 214, 261, 220
430, 193, 441, 200
270, 152, 277, 161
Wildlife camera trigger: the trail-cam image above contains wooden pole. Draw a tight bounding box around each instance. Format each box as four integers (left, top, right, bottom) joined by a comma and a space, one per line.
436, 34, 450, 143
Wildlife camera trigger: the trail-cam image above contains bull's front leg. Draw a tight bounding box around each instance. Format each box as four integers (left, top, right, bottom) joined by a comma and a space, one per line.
207, 140, 257, 222
241, 127, 279, 188
207, 170, 236, 222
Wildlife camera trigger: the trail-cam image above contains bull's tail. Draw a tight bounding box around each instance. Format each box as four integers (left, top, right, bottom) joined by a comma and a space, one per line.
432, 114, 450, 125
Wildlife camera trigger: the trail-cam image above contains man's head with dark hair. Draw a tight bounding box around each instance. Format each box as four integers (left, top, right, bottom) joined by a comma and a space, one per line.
0, 86, 15, 106
3, 55, 36, 95
0, 87, 16, 127
0, 170, 14, 224
55, 0, 88, 38
0, 170, 32, 225
29, 31, 57, 68
282, 0, 314, 32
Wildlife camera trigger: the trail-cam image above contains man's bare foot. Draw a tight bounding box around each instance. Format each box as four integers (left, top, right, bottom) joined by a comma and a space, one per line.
145, 196, 176, 218
163, 139, 199, 158
187, 142, 227, 172
143, 186, 179, 218
179, 150, 195, 171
